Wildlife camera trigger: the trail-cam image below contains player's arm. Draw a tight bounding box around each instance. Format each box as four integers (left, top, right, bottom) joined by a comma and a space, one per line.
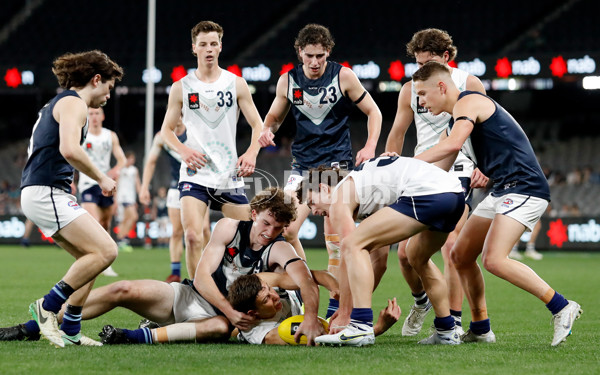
269, 242, 323, 346
258, 270, 339, 298
464, 75, 490, 187
263, 329, 288, 345
54, 96, 116, 196
193, 218, 257, 330
340, 67, 381, 165
160, 80, 207, 171
385, 82, 413, 154
430, 131, 457, 172
139, 133, 163, 206
107, 130, 127, 179
414, 95, 480, 165
258, 73, 291, 148
134, 167, 142, 196
235, 77, 262, 177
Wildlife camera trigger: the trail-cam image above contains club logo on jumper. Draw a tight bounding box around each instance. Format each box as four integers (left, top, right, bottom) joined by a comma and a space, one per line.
225, 246, 239, 262
416, 96, 428, 114
188, 93, 200, 109
67, 200, 81, 210
501, 198, 514, 208
182, 183, 192, 192
292, 88, 304, 105
186, 167, 197, 176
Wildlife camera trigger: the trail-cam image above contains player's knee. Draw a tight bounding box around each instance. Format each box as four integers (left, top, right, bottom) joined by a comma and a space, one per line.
107, 280, 136, 302
201, 317, 230, 341
442, 239, 456, 257
98, 241, 118, 266
481, 252, 504, 276
340, 237, 356, 257
398, 250, 411, 269
172, 225, 184, 239
450, 248, 468, 270
406, 253, 426, 271
184, 229, 203, 249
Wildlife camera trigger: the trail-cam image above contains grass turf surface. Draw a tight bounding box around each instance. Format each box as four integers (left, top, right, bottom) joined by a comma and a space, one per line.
0, 245, 598, 374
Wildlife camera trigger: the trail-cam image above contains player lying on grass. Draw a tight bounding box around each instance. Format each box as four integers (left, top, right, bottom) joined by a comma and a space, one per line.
228, 273, 400, 345
0, 187, 325, 345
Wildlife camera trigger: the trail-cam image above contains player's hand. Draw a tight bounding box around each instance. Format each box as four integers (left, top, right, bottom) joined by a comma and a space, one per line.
294, 315, 324, 346
180, 145, 207, 172
373, 298, 401, 336
328, 309, 351, 334
258, 128, 276, 148
107, 166, 121, 180
355, 144, 376, 166
139, 187, 151, 206
99, 175, 117, 197
380, 151, 399, 158
470, 168, 489, 189
236, 152, 256, 177
227, 310, 257, 331
70, 182, 77, 195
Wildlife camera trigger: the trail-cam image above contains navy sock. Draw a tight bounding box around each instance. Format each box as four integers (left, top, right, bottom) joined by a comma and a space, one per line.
350, 308, 373, 326
450, 309, 462, 326
434, 315, 455, 331
42, 280, 75, 313
412, 291, 429, 307
60, 305, 82, 336
23, 320, 40, 334
546, 291, 569, 315
470, 319, 491, 335
123, 328, 153, 344
325, 298, 339, 319
171, 262, 181, 277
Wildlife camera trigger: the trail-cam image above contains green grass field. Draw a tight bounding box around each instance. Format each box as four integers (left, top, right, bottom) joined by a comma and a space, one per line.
0, 245, 598, 375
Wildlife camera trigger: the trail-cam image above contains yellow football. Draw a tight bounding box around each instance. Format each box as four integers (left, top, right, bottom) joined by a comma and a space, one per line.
278, 315, 329, 345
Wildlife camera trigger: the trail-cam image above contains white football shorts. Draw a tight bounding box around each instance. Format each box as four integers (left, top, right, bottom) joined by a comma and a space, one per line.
166, 188, 181, 209
165, 282, 218, 325
472, 193, 548, 232
284, 171, 306, 192
21, 185, 88, 237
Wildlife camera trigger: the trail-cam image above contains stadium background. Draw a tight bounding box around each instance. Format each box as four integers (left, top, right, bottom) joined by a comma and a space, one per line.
0, 0, 599, 250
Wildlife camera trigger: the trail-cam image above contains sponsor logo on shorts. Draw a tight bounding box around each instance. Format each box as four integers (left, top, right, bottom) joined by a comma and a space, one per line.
292, 88, 304, 105
501, 198, 514, 208
182, 183, 192, 192
67, 200, 81, 210
83, 193, 92, 201
286, 176, 298, 187
188, 93, 200, 109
